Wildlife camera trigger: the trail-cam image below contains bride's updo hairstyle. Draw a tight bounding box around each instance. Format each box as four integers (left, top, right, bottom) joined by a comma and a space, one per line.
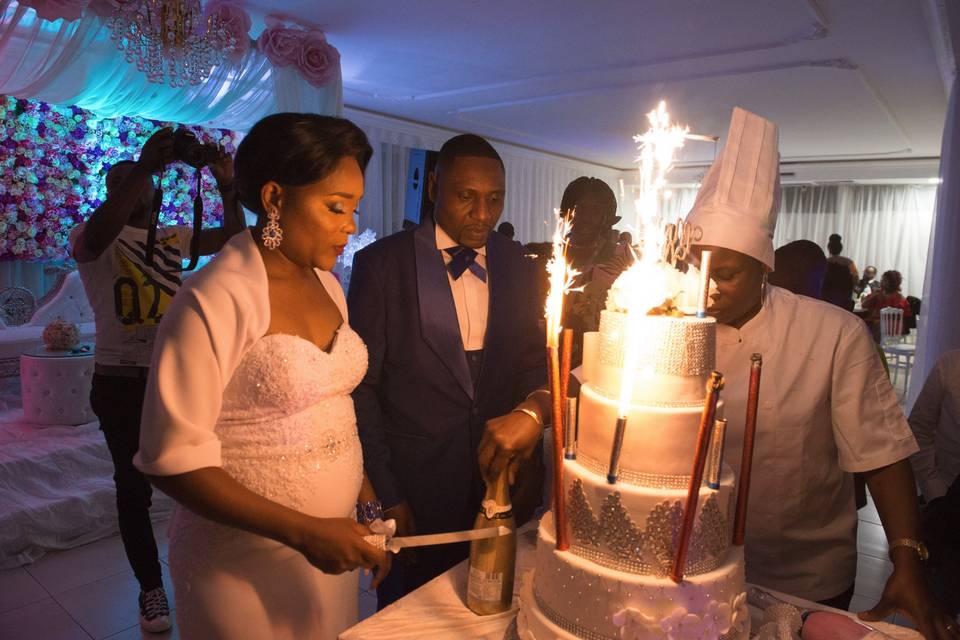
235, 113, 373, 217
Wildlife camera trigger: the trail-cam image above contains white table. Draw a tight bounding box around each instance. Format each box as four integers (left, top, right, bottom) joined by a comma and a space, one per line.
341, 526, 920, 640
20, 346, 95, 426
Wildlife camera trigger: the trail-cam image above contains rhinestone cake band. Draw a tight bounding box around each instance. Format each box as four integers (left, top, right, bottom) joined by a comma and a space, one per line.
570, 543, 721, 578
576, 453, 692, 489
598, 311, 715, 376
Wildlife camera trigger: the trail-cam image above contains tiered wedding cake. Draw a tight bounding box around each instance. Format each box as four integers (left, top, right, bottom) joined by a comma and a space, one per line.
517, 270, 750, 640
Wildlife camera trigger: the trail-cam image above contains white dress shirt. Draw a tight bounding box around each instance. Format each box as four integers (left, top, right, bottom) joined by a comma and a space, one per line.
717, 286, 918, 601
908, 350, 960, 501
435, 224, 489, 351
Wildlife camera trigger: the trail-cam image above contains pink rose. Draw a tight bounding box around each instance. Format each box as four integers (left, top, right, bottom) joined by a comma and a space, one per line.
256, 25, 303, 68
297, 31, 340, 87
204, 0, 251, 60
19, 0, 89, 22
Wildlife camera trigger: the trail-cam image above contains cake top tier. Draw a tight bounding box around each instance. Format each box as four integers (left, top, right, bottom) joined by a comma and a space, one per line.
598, 312, 716, 378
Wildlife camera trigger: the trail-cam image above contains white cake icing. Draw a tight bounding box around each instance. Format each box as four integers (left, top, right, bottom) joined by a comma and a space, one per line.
518, 310, 750, 639
576, 384, 725, 479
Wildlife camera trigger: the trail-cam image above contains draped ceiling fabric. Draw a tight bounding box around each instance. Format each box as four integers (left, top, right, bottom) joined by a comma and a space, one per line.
0, 0, 342, 130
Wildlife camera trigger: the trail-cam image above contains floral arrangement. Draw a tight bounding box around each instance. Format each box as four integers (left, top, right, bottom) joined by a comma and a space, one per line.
0, 94, 239, 261
256, 16, 341, 87
42, 317, 80, 350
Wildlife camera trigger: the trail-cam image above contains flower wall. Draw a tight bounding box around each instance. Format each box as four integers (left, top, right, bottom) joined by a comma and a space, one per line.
0, 95, 240, 261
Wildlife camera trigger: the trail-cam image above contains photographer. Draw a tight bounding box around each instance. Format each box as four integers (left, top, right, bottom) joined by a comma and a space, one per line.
68, 126, 244, 633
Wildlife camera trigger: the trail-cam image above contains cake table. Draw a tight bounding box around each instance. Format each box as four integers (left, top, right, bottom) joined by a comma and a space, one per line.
339, 525, 920, 640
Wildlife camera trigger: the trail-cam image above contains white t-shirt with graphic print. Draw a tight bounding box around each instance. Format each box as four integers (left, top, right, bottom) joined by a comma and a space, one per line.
70, 223, 193, 367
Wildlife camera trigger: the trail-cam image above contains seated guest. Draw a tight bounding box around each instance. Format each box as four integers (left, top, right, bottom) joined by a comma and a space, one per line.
855, 265, 881, 298
134, 114, 390, 639
496, 220, 516, 240
69, 127, 244, 633
908, 350, 960, 503
862, 269, 913, 342
767, 239, 826, 298
618, 230, 633, 247
349, 134, 547, 608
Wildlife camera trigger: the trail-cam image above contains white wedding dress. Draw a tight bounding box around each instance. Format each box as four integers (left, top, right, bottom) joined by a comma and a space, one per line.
167, 326, 367, 639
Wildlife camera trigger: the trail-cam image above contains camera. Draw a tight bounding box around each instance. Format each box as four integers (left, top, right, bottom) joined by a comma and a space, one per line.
171, 128, 219, 169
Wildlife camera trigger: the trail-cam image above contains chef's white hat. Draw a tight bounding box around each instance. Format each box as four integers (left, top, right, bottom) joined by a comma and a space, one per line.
687, 107, 781, 271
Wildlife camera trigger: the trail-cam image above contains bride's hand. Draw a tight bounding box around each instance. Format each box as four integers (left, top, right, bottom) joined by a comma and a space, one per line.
294, 517, 391, 587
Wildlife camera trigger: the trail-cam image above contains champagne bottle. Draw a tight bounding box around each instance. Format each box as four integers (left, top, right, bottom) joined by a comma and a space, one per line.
467, 470, 517, 615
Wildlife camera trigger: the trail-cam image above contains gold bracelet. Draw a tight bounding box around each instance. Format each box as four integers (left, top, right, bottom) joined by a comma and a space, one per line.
512, 407, 544, 429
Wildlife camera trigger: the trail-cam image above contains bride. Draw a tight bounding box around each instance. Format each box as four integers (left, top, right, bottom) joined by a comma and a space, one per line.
134, 113, 390, 639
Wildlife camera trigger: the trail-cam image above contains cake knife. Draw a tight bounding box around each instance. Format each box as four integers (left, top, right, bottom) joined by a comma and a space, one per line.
363, 526, 511, 554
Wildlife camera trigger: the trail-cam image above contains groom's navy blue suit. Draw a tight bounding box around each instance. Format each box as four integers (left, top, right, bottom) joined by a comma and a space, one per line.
348, 220, 545, 604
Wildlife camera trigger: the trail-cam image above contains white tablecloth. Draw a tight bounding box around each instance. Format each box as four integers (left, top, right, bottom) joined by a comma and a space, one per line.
340, 526, 920, 640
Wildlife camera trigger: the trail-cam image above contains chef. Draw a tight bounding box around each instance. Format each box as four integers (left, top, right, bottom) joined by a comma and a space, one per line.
688, 107, 956, 639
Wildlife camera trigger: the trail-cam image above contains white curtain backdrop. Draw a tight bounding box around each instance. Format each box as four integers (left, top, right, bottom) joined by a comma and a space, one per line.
0, 0, 342, 130
775, 185, 935, 297
345, 108, 622, 244
658, 184, 935, 297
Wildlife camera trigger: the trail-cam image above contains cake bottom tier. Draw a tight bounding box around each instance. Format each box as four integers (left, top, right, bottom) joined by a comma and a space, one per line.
519, 520, 750, 640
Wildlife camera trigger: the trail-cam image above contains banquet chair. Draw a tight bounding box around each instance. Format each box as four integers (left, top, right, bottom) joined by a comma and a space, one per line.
879, 308, 913, 399
879, 307, 904, 346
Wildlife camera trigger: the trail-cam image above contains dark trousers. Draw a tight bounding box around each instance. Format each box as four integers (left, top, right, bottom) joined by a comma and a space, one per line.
90, 374, 163, 592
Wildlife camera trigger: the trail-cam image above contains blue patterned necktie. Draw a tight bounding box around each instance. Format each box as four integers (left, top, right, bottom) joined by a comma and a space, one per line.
444, 246, 487, 282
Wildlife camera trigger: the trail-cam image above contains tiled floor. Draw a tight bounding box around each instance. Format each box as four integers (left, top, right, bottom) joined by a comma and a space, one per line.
0, 498, 917, 639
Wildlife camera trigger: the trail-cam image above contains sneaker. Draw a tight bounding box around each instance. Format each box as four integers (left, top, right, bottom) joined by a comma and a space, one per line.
138, 587, 172, 633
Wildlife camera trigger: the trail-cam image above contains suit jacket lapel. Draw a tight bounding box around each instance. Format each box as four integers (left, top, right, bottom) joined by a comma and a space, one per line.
414, 221, 475, 401
478, 232, 509, 393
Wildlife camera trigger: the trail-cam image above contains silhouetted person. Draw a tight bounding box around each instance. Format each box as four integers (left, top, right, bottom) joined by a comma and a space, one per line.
496, 220, 515, 240
826, 233, 859, 289
768, 240, 826, 298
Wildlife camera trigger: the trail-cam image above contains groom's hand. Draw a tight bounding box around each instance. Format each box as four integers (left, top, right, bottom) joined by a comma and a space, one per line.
479, 406, 542, 485
384, 501, 418, 566
384, 501, 416, 538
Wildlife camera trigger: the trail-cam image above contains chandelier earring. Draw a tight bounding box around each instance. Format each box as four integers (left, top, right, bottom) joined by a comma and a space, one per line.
262, 208, 283, 250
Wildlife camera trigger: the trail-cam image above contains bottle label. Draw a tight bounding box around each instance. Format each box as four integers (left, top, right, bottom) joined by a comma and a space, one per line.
468, 566, 504, 602
481, 499, 513, 519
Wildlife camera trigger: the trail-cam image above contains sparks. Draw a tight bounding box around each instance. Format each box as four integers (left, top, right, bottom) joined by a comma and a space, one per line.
616, 100, 692, 418
544, 209, 581, 348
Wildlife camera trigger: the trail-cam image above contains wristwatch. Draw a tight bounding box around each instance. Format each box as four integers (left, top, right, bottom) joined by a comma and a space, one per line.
356, 500, 384, 524
888, 538, 929, 562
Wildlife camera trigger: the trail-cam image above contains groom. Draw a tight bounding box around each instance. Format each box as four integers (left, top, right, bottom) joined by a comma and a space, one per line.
349, 134, 548, 607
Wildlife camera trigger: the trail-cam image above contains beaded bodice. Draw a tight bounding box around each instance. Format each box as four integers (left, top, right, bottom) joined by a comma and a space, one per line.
214, 328, 367, 510
167, 327, 368, 559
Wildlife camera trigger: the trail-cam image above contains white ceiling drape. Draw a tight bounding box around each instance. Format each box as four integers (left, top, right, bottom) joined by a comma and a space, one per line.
0, 1, 341, 129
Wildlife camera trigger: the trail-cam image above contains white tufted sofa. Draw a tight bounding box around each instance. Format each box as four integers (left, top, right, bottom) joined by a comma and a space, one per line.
0, 272, 96, 377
